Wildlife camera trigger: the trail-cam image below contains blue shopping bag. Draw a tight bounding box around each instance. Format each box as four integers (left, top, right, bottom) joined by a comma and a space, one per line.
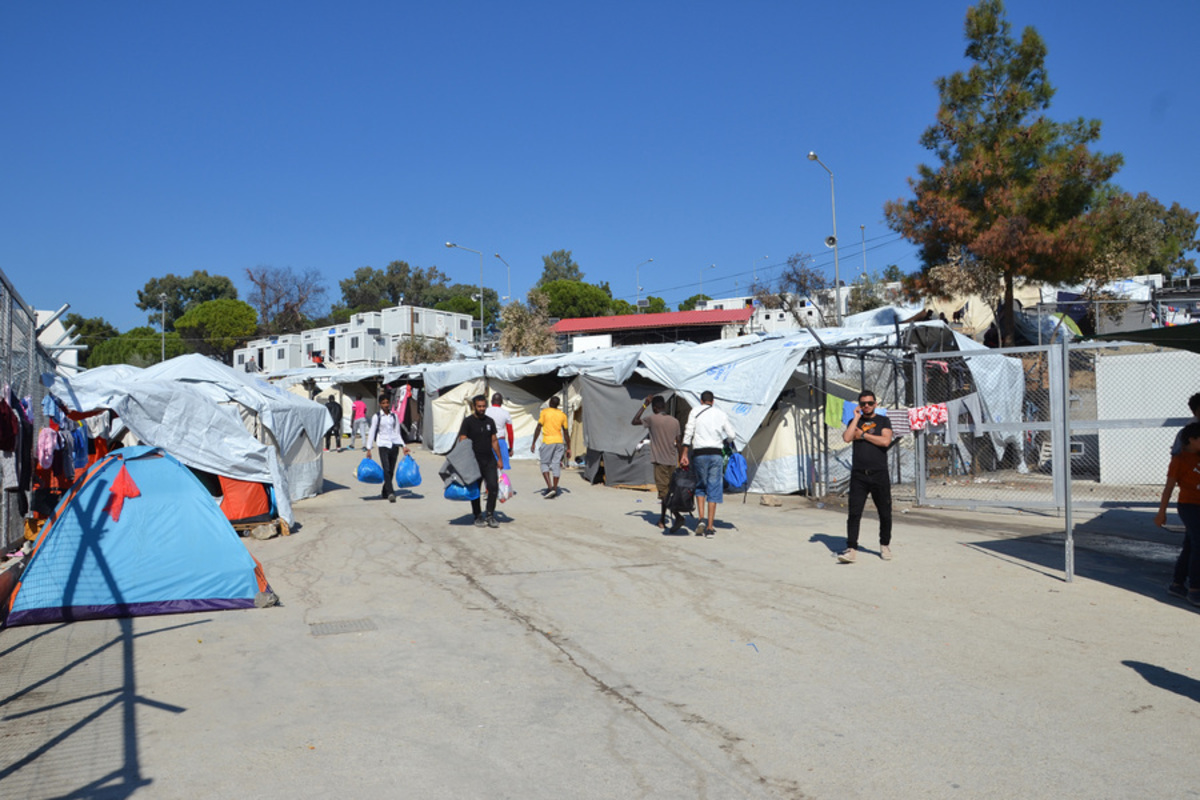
443, 480, 481, 501
395, 455, 422, 488
498, 439, 511, 470
723, 452, 749, 491
356, 457, 384, 484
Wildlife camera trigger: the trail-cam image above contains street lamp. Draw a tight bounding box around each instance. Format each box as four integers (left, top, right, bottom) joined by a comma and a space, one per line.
446, 242, 484, 342
752, 254, 768, 286
807, 151, 842, 325
493, 253, 512, 301
635, 258, 653, 310
158, 292, 167, 362
700, 264, 716, 298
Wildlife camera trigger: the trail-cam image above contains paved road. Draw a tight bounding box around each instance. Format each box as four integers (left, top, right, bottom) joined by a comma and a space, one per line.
2, 448, 1197, 799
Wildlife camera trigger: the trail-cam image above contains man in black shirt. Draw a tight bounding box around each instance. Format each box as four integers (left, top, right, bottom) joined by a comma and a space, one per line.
457, 394, 503, 528
839, 390, 894, 563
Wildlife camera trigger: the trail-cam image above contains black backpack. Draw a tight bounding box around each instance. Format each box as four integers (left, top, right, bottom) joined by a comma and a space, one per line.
666, 468, 697, 513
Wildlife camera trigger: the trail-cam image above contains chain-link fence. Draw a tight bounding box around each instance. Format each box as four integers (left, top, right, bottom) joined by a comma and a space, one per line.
1, 271, 55, 552
914, 341, 1196, 514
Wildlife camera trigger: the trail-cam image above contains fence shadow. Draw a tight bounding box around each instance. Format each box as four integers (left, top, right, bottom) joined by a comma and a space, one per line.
0, 617, 198, 799
964, 522, 1181, 603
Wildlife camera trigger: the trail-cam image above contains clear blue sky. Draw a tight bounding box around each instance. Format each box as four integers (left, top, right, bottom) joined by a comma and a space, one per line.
3, 1, 1197, 332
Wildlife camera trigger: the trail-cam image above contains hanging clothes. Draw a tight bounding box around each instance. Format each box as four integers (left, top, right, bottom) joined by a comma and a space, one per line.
825, 395, 844, 429
36, 428, 56, 469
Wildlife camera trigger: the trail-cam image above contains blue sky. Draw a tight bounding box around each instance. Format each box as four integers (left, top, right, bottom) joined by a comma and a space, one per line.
3, 1, 1197, 332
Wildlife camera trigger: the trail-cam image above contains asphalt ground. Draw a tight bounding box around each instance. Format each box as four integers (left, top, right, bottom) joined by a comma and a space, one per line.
1, 446, 1197, 799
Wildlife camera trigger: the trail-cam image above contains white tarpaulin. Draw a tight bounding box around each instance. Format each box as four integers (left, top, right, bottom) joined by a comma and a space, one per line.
45, 354, 333, 525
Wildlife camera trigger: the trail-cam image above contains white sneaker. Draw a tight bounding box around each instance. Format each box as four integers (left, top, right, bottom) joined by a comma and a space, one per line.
837, 548, 857, 564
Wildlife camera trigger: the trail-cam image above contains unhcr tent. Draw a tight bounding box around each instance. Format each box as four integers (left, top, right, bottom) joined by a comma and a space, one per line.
5, 447, 274, 627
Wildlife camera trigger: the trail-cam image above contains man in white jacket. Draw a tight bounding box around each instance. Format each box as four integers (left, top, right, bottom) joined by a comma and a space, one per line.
680, 391, 735, 538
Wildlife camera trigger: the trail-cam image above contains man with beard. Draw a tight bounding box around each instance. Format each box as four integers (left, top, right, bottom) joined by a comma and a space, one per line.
839, 390, 894, 563
458, 394, 503, 528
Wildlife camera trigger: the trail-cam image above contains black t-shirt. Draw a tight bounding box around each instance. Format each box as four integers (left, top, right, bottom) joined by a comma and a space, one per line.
458, 413, 498, 457
851, 413, 891, 472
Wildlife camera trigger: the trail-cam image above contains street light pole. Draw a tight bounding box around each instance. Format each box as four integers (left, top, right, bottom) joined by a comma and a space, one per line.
493, 253, 512, 301
807, 151, 842, 325
700, 264, 715, 298
752, 254, 768, 286
635, 258, 653, 311
159, 292, 167, 362
446, 242, 484, 343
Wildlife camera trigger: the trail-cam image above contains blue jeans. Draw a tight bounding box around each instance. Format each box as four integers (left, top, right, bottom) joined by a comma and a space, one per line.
1171, 503, 1200, 588
692, 454, 724, 504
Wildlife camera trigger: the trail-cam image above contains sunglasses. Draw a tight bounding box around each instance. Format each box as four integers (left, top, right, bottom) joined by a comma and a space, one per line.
860, 400, 876, 407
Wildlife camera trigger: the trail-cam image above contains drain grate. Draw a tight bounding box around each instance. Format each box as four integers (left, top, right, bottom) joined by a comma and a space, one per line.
309, 618, 377, 636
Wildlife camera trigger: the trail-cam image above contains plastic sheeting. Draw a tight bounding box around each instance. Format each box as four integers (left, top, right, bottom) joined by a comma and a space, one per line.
44, 354, 332, 525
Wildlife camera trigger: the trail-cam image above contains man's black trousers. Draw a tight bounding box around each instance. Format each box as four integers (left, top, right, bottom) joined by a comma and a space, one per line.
471, 455, 499, 518
846, 469, 892, 549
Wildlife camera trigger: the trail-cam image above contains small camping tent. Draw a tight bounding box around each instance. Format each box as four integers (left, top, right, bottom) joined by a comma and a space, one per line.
5, 446, 275, 627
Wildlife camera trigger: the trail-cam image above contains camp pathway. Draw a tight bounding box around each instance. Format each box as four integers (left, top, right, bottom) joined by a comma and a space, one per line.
1, 447, 1197, 799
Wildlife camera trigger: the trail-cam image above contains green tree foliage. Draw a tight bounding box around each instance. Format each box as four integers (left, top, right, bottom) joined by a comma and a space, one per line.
1091, 190, 1199, 277
500, 292, 558, 357
884, 0, 1122, 345
432, 284, 501, 325
536, 250, 584, 287
338, 261, 453, 312
89, 326, 188, 367
677, 294, 711, 312
610, 299, 636, 315
245, 265, 327, 334
396, 335, 455, 365
135, 270, 238, 331
541, 280, 611, 319
62, 313, 118, 369
643, 296, 668, 314
881, 265, 906, 283
174, 299, 258, 363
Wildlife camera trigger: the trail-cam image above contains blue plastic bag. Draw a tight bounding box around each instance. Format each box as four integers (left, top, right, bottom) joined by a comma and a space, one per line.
724, 452, 749, 490
395, 455, 422, 488
444, 480, 481, 501
356, 457, 384, 484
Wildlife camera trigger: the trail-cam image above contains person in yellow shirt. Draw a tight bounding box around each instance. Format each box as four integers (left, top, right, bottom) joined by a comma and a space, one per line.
531, 396, 570, 498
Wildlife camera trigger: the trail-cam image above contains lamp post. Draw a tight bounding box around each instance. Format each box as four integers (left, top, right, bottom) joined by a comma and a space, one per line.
493, 253, 512, 301
752, 254, 768, 286
158, 293, 167, 362
635, 258, 653, 311
700, 263, 715, 299
807, 151, 842, 325
446, 242, 484, 342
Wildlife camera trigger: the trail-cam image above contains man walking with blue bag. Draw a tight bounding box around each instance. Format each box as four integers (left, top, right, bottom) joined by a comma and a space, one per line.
680, 391, 735, 538
365, 393, 410, 503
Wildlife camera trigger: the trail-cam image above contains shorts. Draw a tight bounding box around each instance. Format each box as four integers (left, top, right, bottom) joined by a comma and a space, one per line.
653, 463, 674, 500
539, 442, 566, 476
692, 454, 724, 504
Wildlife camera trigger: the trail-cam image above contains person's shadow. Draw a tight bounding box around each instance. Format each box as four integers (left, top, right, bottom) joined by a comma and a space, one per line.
809, 533, 845, 555
1123, 660, 1200, 703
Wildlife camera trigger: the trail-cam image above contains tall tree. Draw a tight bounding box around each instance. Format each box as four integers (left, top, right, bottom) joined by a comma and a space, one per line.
500, 292, 558, 356
540, 280, 611, 319
135, 270, 238, 331
884, 0, 1122, 345
245, 265, 327, 334
174, 299, 258, 363
339, 260, 454, 312
536, 250, 584, 286
62, 313, 118, 369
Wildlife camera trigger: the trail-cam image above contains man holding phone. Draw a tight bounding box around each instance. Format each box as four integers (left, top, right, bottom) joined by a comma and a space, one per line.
839, 390, 893, 563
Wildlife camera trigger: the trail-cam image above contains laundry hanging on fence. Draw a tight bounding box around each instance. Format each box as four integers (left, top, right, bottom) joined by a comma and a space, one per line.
907, 403, 949, 431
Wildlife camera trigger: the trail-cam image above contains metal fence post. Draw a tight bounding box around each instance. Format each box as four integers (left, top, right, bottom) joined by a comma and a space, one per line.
1061, 337, 1074, 582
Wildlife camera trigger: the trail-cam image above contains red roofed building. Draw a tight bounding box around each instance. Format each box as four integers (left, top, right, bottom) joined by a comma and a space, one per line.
552, 308, 755, 349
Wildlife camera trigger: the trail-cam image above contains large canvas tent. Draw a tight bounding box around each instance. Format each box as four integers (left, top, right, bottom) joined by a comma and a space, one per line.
5, 447, 274, 627
45, 354, 331, 525
255, 322, 1026, 497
